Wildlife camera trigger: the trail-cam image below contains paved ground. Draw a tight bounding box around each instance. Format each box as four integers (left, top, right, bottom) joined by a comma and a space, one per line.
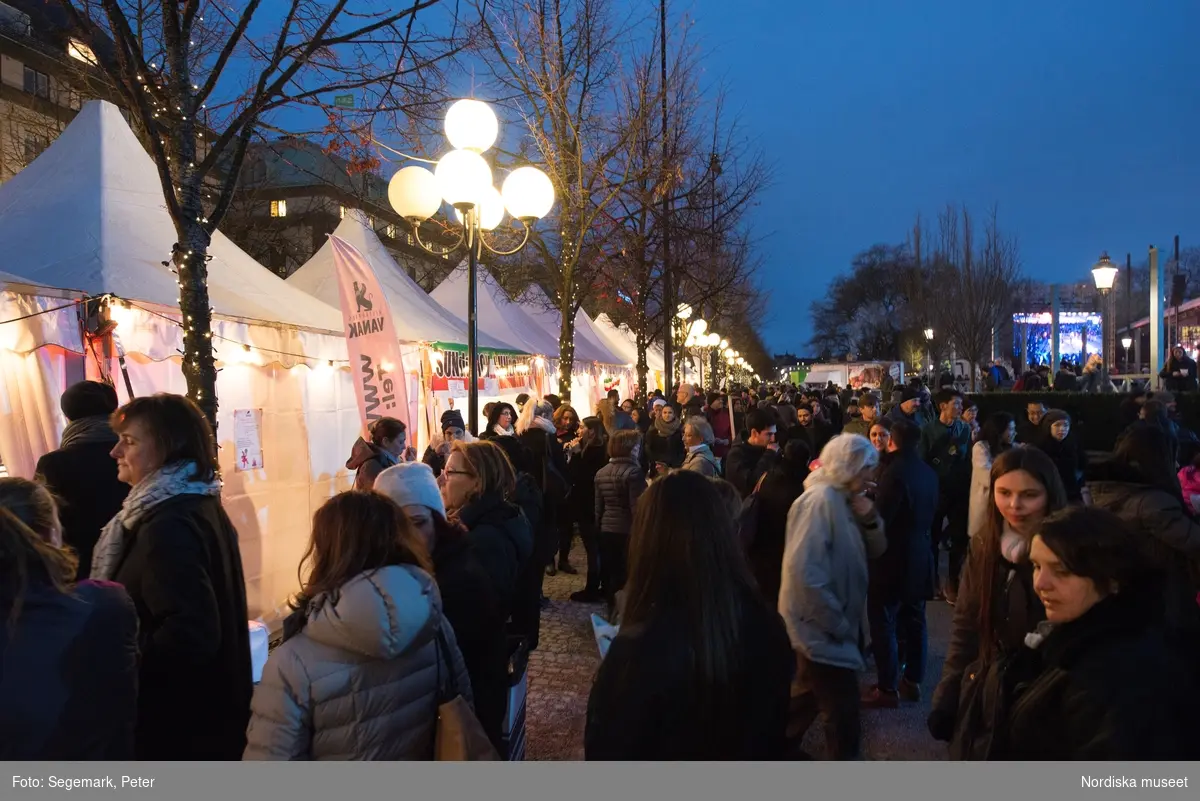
524, 543, 954, 761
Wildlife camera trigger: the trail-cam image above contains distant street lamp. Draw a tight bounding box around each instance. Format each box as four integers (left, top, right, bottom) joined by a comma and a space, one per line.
1092, 252, 1119, 371
1121, 335, 1133, 373
389, 98, 555, 434
923, 327, 934, 376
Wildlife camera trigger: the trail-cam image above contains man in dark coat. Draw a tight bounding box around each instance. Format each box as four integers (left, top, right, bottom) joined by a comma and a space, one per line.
35, 381, 129, 576
919, 387, 973, 601
865, 419, 939, 707
724, 408, 779, 498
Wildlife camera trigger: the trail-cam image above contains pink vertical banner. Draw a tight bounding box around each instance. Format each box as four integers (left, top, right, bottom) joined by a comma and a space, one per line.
329, 236, 410, 436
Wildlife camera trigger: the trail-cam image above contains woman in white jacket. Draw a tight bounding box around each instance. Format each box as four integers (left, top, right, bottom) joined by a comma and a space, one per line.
968, 413, 1016, 540
779, 434, 886, 760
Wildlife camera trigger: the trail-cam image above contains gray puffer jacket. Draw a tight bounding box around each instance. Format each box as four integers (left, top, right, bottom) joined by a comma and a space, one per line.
244, 565, 472, 760
594, 456, 647, 534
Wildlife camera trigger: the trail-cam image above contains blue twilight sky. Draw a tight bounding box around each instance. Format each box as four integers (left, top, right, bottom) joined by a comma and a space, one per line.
683, 0, 1200, 355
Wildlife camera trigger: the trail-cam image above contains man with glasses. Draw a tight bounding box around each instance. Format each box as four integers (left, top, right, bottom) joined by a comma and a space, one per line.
725, 408, 780, 498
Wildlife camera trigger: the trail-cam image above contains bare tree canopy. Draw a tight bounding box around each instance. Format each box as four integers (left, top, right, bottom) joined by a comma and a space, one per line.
59, 0, 462, 425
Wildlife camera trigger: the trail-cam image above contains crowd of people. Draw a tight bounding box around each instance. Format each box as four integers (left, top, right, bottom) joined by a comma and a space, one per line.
3, 376, 1200, 761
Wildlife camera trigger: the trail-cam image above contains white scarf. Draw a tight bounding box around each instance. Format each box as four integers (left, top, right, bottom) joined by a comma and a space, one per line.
90, 461, 222, 580
492, 424, 514, 437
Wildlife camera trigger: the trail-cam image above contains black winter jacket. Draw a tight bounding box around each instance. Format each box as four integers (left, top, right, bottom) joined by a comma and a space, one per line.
569, 442, 609, 525
585, 591, 794, 760
725, 443, 778, 499
456, 491, 534, 617
433, 533, 509, 752
748, 462, 807, 608
0, 579, 138, 759
993, 593, 1200, 760
110, 494, 252, 760
645, 426, 685, 471
594, 457, 646, 535
871, 449, 940, 604
35, 425, 129, 576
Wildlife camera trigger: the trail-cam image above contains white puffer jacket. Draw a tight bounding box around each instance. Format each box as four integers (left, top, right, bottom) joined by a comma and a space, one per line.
244, 565, 472, 760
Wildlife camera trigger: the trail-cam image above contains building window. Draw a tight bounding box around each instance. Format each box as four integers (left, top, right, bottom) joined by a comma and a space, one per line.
386, 224, 397, 239
340, 205, 347, 219
67, 39, 98, 65
23, 134, 49, 164
270, 199, 287, 217
23, 66, 49, 100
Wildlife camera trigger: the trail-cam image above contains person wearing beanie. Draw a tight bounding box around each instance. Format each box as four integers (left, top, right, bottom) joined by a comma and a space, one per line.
375, 463, 509, 752
422, 409, 470, 479
34, 381, 129, 575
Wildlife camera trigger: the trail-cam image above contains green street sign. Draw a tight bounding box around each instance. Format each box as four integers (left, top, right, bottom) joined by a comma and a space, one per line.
333, 94, 354, 109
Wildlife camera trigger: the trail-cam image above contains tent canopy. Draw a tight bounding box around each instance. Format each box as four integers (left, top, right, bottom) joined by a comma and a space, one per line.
594, 313, 665, 372
432, 266, 561, 358
288, 211, 524, 353
0, 100, 342, 332
518, 286, 625, 366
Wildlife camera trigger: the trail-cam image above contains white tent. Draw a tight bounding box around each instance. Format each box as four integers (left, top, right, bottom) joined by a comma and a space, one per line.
432, 266, 561, 359
518, 286, 626, 366
594, 312, 666, 372
0, 100, 359, 626
288, 211, 523, 353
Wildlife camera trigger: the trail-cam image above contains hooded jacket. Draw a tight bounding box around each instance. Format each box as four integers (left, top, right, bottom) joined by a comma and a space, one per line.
778, 470, 886, 670
244, 566, 472, 760
346, 438, 399, 491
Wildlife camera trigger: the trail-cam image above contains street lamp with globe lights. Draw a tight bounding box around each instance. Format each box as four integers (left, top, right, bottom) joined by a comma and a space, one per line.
1121, 335, 1133, 372
388, 98, 555, 434
923, 328, 934, 377
1092, 252, 1119, 371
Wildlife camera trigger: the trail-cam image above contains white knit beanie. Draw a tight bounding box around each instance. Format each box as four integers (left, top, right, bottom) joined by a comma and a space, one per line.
375, 462, 447, 520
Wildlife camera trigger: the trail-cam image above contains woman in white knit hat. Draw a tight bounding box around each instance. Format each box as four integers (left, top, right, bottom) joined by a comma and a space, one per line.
376, 462, 509, 752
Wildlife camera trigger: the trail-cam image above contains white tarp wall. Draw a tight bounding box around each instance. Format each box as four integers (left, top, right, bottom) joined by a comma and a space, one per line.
87, 301, 360, 624
0, 278, 84, 479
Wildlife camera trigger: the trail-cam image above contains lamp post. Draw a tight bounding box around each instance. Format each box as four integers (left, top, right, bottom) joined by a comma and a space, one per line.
1092, 252, 1118, 372
388, 99, 555, 434
924, 327, 934, 377
1121, 335, 1133, 373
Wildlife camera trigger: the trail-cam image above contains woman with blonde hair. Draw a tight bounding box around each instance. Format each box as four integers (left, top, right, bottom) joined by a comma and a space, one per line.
779, 434, 886, 759
0, 478, 138, 759
443, 440, 534, 619
245, 491, 471, 760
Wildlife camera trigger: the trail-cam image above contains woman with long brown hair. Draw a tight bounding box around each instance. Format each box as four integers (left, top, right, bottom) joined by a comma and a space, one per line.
585, 470, 794, 759
245, 491, 472, 760
0, 478, 138, 759
928, 446, 1067, 759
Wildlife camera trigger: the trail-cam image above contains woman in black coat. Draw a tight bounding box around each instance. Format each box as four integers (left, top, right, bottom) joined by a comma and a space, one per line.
91, 394, 252, 761
1035, 410, 1086, 502
644, 404, 685, 476
376, 462, 510, 752
992, 507, 1200, 760
586, 471, 794, 760
746, 439, 810, 608
567, 418, 609, 601
0, 478, 138, 759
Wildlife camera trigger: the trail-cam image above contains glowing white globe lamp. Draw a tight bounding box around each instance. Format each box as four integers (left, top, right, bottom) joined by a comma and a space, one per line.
388, 166, 441, 222
435, 149, 492, 209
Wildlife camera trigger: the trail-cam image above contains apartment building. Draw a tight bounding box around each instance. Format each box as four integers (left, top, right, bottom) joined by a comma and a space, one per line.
224, 138, 456, 288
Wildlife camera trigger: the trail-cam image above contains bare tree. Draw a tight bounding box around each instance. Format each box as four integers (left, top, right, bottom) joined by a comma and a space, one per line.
59, 0, 461, 426
935, 204, 1021, 390
472, 0, 659, 399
